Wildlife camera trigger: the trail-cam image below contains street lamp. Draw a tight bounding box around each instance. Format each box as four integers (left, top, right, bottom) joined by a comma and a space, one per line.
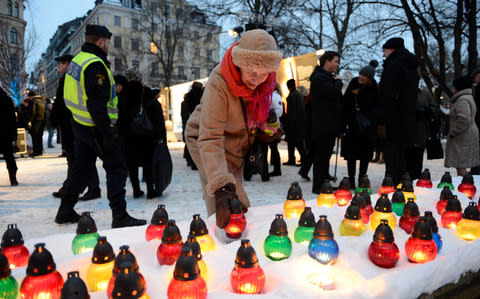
228, 26, 244, 38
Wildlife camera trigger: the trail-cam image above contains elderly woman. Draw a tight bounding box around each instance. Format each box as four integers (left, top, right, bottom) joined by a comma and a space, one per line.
445, 76, 480, 176
185, 29, 282, 228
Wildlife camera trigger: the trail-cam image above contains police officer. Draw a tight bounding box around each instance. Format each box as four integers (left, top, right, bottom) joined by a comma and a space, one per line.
51, 54, 102, 200
54, 24, 146, 228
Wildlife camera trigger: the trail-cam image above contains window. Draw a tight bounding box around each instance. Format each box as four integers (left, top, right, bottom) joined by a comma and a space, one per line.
163, 4, 170, 16
194, 48, 200, 58
7, 0, 12, 15
176, 8, 183, 19
114, 16, 121, 26
177, 66, 184, 76
131, 18, 138, 30
10, 54, 18, 70
113, 36, 122, 48
10, 27, 17, 44
177, 45, 184, 58
14, 2, 18, 17
132, 60, 140, 68
150, 1, 158, 13
131, 39, 139, 51
114, 57, 123, 72
192, 67, 200, 79
193, 31, 199, 39
150, 42, 158, 54
206, 49, 212, 61
151, 62, 159, 76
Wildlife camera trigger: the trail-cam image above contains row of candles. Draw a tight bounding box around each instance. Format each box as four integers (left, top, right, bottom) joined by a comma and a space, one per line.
0, 170, 478, 298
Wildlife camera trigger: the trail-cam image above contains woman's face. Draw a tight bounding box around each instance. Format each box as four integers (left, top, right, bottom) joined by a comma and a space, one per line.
358, 74, 371, 85
239, 66, 270, 90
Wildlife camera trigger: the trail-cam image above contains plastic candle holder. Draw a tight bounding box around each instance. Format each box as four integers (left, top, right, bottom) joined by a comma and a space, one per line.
339, 204, 365, 236
368, 220, 400, 268
317, 181, 337, 207
405, 217, 437, 263
355, 174, 372, 194
107, 245, 145, 298
416, 169, 432, 188
308, 215, 339, 265
458, 172, 476, 199
294, 207, 315, 245
334, 177, 352, 206
456, 202, 480, 241
61, 271, 89, 299
437, 172, 454, 190
264, 215, 292, 261
231, 240, 265, 294
441, 196, 462, 229
1, 224, 29, 270
20, 243, 64, 299
225, 197, 247, 239
0, 249, 18, 299
399, 198, 420, 234
423, 211, 442, 252
370, 194, 397, 231
145, 204, 168, 242
284, 181, 307, 218
72, 212, 100, 255
351, 193, 370, 224
113, 266, 150, 299
87, 236, 115, 292
157, 220, 183, 266
183, 234, 207, 281
378, 175, 396, 195
401, 181, 417, 202
167, 247, 207, 299
391, 188, 406, 217
189, 214, 215, 252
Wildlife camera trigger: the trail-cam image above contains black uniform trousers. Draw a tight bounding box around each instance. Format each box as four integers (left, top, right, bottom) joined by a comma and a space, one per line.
2, 147, 17, 173
63, 122, 127, 215
268, 139, 281, 173
31, 120, 45, 155
287, 140, 306, 164
312, 134, 336, 194
384, 142, 408, 186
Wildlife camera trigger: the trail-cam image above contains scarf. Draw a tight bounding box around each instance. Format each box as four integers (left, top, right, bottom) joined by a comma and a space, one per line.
220, 42, 275, 128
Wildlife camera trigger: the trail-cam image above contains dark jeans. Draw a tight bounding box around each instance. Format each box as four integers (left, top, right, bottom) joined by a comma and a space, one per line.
406, 146, 425, 181
347, 159, 369, 183
30, 120, 45, 155
63, 122, 128, 215
384, 143, 408, 185
268, 140, 281, 173
312, 134, 336, 193
286, 139, 306, 164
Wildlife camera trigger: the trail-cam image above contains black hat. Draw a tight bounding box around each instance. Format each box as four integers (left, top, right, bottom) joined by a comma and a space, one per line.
359, 60, 378, 81
85, 24, 112, 38
54, 54, 74, 63
382, 37, 405, 49
453, 75, 473, 92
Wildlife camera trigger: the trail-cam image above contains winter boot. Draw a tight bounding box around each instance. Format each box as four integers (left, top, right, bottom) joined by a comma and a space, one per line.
112, 211, 147, 228
54, 197, 80, 224
349, 177, 356, 190
146, 183, 156, 199
78, 187, 101, 201
8, 170, 18, 186
52, 187, 63, 198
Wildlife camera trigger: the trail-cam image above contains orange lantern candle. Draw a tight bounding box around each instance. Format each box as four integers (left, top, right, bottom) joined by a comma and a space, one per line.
230, 240, 265, 294
351, 193, 370, 224
456, 202, 480, 241
145, 205, 168, 242
334, 177, 353, 206
458, 172, 477, 199
399, 198, 420, 234
416, 169, 433, 188
378, 174, 396, 195
441, 195, 462, 229
317, 180, 337, 207
405, 217, 437, 263
113, 266, 150, 299
436, 186, 453, 215
167, 247, 207, 299
225, 197, 247, 239
107, 245, 145, 299
1, 224, 29, 270
157, 220, 183, 265
284, 182, 307, 218
368, 220, 400, 268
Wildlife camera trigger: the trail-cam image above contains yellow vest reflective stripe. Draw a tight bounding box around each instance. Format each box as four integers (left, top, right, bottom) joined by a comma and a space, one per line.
64, 51, 118, 126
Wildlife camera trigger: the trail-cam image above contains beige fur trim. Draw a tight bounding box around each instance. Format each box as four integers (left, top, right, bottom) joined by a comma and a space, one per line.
206, 173, 236, 196
232, 47, 282, 72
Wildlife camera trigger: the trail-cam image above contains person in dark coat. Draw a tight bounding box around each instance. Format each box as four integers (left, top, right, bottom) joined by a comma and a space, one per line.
341, 60, 379, 189
283, 79, 306, 166
378, 37, 419, 185
17, 92, 33, 131
309, 51, 343, 193
29, 94, 46, 156
471, 68, 480, 175
181, 82, 203, 170
0, 86, 18, 186
51, 54, 101, 200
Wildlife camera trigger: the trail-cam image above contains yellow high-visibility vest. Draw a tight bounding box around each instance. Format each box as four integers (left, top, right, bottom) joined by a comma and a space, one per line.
64, 51, 118, 126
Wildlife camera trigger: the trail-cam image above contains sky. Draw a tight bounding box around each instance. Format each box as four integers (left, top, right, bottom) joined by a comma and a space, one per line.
24, 0, 96, 73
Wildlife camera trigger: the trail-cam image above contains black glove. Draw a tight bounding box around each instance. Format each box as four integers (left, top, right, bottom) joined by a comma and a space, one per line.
214, 183, 237, 229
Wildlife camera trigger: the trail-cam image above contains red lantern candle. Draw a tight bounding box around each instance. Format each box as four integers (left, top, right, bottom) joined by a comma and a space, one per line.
112, 266, 150, 299
441, 195, 462, 229
416, 169, 433, 188
167, 247, 207, 299
20, 243, 64, 299
399, 198, 420, 234
368, 220, 400, 268
378, 174, 396, 195
231, 240, 265, 294
284, 182, 307, 218
458, 172, 477, 199
145, 205, 168, 242
225, 197, 247, 239
157, 220, 183, 265
107, 245, 145, 299
1, 224, 29, 270
351, 193, 370, 224
335, 177, 353, 206
436, 186, 453, 215
405, 217, 437, 263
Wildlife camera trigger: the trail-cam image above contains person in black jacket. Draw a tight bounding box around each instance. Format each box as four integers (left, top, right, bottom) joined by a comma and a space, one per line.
51, 54, 101, 200
181, 82, 203, 170
309, 51, 342, 194
471, 69, 480, 175
0, 86, 18, 186
341, 61, 379, 189
378, 37, 419, 185
283, 79, 306, 166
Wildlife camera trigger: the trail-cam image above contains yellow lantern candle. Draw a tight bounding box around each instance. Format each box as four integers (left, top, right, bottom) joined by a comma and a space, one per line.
340, 204, 365, 236
401, 181, 417, 202
189, 214, 216, 252
284, 182, 306, 218
317, 181, 336, 207
370, 193, 397, 231
456, 202, 480, 241
86, 236, 115, 292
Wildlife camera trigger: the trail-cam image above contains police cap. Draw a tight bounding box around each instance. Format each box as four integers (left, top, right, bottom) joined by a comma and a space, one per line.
54, 54, 74, 63
85, 24, 112, 39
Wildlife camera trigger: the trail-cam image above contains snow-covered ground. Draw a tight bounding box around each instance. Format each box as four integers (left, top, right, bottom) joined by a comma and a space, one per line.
1, 140, 479, 298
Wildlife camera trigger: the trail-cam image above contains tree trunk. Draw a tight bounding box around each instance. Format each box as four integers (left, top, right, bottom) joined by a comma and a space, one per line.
465, 0, 478, 74
452, 0, 463, 78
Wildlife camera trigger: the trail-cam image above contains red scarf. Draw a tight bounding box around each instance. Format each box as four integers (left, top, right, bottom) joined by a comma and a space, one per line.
221, 42, 275, 128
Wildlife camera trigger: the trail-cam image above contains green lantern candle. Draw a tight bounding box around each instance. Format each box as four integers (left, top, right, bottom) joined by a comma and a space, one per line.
391, 188, 406, 217
263, 215, 292, 261
294, 207, 315, 245
355, 174, 372, 195
72, 212, 100, 255
0, 249, 18, 299
437, 172, 454, 190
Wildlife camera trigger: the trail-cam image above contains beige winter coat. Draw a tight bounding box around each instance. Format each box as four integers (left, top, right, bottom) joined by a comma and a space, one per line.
445, 88, 480, 168
185, 65, 253, 215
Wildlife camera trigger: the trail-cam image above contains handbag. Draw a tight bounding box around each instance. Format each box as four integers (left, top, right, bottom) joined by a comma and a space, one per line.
129, 87, 153, 136
426, 136, 444, 160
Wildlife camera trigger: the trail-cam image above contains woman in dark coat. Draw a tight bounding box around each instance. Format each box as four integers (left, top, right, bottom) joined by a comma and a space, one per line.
0, 86, 18, 185
341, 61, 378, 189
181, 82, 203, 170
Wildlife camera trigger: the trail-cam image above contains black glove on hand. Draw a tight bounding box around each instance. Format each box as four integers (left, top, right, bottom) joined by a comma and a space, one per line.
214, 183, 237, 229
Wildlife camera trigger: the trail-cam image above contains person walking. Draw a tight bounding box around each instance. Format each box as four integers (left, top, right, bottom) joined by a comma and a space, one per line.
0, 86, 18, 186
45, 99, 55, 148
181, 82, 203, 170
185, 29, 282, 228
341, 60, 378, 189
29, 93, 46, 157
267, 83, 283, 177
50, 54, 101, 200
309, 51, 343, 194
378, 37, 419, 185
54, 25, 146, 228
445, 76, 480, 176
283, 79, 306, 166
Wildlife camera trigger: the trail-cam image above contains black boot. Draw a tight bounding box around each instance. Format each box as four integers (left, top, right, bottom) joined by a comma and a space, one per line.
112, 211, 147, 228
8, 170, 18, 186
349, 177, 356, 190
146, 183, 156, 199
55, 197, 80, 224
78, 187, 101, 201
52, 187, 62, 198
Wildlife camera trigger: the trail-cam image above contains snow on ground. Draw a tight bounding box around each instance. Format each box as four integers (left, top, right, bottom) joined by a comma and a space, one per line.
1, 140, 480, 298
